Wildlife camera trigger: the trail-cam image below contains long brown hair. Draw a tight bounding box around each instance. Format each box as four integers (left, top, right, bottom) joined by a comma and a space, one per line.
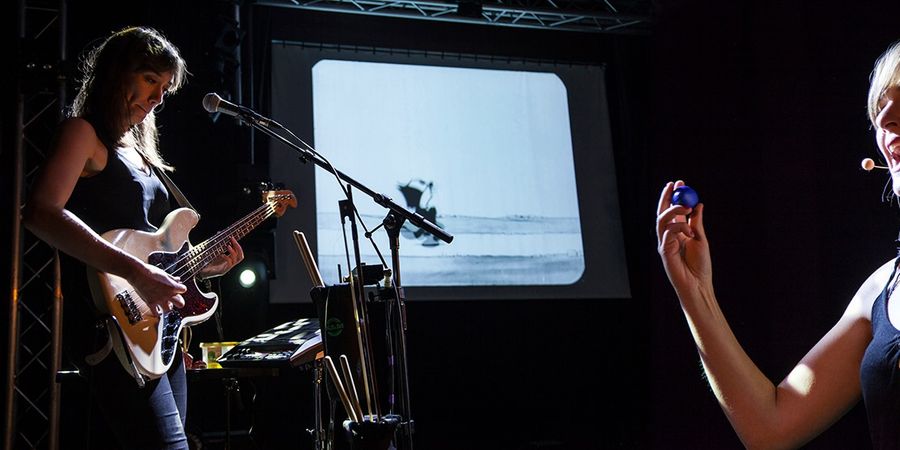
71, 26, 187, 171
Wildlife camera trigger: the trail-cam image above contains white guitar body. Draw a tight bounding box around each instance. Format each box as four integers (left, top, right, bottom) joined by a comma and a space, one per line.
88, 208, 217, 380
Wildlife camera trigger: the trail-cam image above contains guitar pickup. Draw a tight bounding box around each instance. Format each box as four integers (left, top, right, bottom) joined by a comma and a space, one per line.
115, 291, 143, 324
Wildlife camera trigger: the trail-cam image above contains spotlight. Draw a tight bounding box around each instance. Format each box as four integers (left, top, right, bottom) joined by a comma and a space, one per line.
238, 267, 257, 288
215, 252, 270, 343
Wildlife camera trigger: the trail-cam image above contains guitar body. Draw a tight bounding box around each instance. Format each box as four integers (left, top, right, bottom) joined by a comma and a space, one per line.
88, 208, 218, 379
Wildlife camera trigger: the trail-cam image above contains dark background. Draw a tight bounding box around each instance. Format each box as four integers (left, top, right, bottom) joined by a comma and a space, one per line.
5, 0, 900, 448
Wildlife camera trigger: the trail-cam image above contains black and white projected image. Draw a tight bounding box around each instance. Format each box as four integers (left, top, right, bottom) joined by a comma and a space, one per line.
269, 43, 630, 301
312, 60, 585, 287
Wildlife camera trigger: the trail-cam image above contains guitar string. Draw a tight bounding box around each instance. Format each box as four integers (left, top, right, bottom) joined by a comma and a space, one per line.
167, 203, 276, 279
126, 204, 276, 317
168, 193, 291, 274
124, 197, 288, 316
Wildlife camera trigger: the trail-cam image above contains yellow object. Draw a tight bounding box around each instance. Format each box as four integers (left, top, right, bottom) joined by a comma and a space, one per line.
199, 341, 239, 369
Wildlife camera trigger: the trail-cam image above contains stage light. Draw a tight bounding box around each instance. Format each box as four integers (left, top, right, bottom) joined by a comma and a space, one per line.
202, 249, 271, 345
238, 267, 257, 288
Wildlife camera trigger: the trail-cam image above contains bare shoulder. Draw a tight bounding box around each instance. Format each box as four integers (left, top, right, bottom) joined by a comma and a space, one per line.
52, 117, 106, 174
56, 117, 100, 151
57, 116, 95, 133
849, 258, 896, 321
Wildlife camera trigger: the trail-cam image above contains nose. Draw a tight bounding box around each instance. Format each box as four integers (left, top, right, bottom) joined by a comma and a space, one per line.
877, 94, 900, 133
149, 84, 166, 106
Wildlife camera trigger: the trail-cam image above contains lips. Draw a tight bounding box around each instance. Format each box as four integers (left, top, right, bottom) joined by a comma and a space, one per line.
131, 105, 151, 125
889, 152, 900, 172
886, 137, 900, 171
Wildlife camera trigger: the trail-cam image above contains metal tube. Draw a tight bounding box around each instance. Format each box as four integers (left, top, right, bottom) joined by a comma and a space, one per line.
48, 251, 62, 450
5, 2, 27, 447
48, 4, 67, 447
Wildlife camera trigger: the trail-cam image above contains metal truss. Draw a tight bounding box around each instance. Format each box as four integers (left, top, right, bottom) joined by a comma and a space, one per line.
254, 0, 651, 34
5, 1, 67, 449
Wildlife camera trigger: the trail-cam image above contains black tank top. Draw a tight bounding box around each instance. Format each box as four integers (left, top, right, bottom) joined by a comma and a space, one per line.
860, 259, 900, 449
66, 148, 170, 234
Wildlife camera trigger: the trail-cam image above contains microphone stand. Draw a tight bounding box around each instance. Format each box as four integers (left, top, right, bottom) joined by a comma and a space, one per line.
380, 210, 415, 450
236, 111, 452, 450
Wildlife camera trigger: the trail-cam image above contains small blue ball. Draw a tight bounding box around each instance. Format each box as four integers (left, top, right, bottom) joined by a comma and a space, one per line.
672, 185, 699, 208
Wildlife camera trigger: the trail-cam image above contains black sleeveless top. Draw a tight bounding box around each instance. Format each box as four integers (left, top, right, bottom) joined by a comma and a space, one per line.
60, 133, 171, 364
66, 147, 170, 234
860, 260, 900, 449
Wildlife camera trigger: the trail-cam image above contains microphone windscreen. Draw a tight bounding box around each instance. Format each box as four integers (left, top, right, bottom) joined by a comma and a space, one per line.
202, 93, 221, 113
862, 158, 875, 171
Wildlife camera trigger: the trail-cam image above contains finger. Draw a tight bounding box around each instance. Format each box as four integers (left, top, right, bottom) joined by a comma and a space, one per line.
689, 203, 706, 240
656, 182, 675, 216
656, 204, 693, 241
232, 238, 244, 261
223, 247, 237, 267
225, 243, 237, 261
664, 221, 694, 239
172, 294, 185, 309
659, 228, 682, 257
223, 240, 240, 264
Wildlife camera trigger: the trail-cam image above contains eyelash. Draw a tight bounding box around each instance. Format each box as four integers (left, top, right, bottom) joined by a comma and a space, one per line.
144, 76, 171, 95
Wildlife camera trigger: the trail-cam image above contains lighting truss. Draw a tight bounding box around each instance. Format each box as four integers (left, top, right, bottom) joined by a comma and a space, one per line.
5, 1, 67, 449
255, 0, 651, 34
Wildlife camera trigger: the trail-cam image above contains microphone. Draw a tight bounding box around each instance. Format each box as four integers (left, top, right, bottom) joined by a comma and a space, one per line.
861, 158, 888, 171
202, 93, 277, 128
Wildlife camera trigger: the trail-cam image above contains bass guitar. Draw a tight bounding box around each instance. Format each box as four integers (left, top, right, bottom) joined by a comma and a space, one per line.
87, 190, 296, 381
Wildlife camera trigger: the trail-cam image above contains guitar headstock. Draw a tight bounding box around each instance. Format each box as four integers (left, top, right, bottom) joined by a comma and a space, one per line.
263, 190, 297, 217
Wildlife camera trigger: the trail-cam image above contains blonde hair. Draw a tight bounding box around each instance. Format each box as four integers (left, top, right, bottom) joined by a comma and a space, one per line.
868, 40, 900, 125
71, 27, 188, 171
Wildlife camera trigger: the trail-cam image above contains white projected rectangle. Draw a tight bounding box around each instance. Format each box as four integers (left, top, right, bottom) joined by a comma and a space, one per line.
312, 60, 585, 286
269, 43, 631, 301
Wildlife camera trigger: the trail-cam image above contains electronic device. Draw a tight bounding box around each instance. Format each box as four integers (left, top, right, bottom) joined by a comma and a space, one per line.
217, 318, 322, 368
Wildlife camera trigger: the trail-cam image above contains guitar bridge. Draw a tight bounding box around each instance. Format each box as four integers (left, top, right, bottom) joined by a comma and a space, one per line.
115, 291, 143, 324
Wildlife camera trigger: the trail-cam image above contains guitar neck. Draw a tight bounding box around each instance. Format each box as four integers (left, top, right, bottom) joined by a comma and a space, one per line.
179, 202, 277, 280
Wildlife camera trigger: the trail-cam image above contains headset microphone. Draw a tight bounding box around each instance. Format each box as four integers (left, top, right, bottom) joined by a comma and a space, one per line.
862, 158, 888, 171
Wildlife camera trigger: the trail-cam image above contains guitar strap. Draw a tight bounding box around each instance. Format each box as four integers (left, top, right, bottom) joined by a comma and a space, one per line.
154, 168, 198, 213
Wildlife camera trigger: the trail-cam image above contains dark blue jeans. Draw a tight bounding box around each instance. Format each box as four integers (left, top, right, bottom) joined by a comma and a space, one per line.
90, 348, 188, 449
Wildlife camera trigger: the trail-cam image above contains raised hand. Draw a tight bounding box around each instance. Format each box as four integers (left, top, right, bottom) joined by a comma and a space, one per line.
656, 180, 712, 295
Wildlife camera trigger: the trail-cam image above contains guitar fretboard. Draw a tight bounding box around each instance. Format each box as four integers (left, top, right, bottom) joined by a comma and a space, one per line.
165, 198, 285, 281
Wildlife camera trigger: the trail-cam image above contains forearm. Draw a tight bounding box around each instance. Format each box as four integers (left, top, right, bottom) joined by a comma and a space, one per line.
677, 284, 795, 450
22, 203, 144, 279
657, 185, 859, 449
